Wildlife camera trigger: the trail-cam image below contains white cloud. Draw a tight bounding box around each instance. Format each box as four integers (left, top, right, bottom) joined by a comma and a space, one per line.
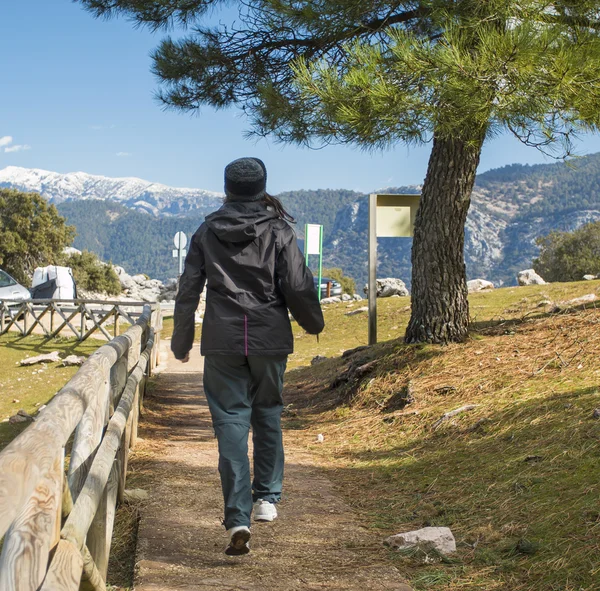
5, 144, 31, 153
116, 151, 131, 157
0, 136, 13, 148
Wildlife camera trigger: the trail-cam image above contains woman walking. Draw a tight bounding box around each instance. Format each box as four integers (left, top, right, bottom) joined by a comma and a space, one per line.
171, 157, 324, 555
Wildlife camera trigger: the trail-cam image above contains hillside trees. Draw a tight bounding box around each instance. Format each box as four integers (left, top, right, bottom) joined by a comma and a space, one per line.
0, 189, 74, 285
534, 222, 600, 281
78, 0, 600, 343
62, 250, 122, 295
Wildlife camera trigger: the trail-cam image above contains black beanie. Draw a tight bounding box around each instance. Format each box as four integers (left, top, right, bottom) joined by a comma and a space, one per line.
224, 157, 267, 202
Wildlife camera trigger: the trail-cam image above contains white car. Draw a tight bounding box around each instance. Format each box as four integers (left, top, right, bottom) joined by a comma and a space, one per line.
0, 269, 31, 302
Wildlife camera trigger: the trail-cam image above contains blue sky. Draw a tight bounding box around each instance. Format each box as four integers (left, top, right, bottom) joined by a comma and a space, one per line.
2, 0, 600, 194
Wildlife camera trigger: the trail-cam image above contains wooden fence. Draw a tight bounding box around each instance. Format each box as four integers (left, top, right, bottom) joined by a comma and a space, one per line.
0, 304, 162, 590
0, 299, 155, 342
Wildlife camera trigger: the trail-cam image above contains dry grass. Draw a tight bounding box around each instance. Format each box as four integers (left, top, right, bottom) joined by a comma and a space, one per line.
283, 280, 600, 591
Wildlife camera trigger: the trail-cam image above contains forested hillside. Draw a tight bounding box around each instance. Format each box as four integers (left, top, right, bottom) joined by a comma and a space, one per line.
39, 153, 600, 285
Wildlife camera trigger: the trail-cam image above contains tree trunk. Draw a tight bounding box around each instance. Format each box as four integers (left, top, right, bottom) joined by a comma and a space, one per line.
405, 133, 484, 344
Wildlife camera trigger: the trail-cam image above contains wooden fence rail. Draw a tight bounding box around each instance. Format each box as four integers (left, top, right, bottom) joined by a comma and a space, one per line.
0, 304, 162, 590
0, 299, 156, 342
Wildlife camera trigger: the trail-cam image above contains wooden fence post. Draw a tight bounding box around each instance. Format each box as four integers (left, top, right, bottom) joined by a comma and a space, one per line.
0, 452, 63, 591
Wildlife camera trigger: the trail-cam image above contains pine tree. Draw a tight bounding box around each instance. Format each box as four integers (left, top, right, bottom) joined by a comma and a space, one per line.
78, 0, 600, 342
0, 189, 75, 285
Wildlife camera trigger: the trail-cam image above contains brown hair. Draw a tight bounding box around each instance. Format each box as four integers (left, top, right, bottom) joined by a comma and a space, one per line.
263, 193, 296, 224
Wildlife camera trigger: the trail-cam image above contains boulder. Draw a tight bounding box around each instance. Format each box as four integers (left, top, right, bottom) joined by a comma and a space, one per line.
352, 294, 363, 301
467, 279, 494, 293
321, 296, 342, 304
341, 293, 353, 302
517, 269, 546, 286
363, 278, 409, 298
384, 526, 457, 555
62, 355, 86, 367
563, 293, 598, 306
583, 274, 597, 281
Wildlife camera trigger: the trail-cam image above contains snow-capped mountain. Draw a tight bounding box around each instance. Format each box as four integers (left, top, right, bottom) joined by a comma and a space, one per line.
0, 166, 223, 216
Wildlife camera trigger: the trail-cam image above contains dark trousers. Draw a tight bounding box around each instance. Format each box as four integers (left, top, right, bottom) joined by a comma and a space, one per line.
203, 355, 287, 530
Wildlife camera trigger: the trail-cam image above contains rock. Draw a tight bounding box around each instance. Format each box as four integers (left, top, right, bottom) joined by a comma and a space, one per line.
345, 306, 368, 316
321, 296, 342, 304
63, 246, 82, 256
593, 408, 600, 419
21, 351, 62, 366
563, 293, 598, 306
517, 269, 546, 286
9, 410, 34, 424
364, 278, 409, 298
467, 279, 494, 293
316, 434, 324, 443
311, 355, 328, 366
341, 293, 352, 302
384, 527, 457, 555
123, 488, 150, 503
583, 274, 597, 281
62, 355, 86, 367
352, 294, 363, 301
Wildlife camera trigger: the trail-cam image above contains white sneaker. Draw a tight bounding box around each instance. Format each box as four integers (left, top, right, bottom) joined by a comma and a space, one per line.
253, 499, 278, 522
225, 526, 251, 555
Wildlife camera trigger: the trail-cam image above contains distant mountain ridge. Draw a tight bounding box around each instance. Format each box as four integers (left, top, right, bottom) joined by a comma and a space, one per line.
2, 153, 600, 286
0, 166, 223, 216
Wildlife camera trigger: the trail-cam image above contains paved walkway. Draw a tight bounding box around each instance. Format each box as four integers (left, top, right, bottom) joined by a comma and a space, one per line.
133, 344, 412, 591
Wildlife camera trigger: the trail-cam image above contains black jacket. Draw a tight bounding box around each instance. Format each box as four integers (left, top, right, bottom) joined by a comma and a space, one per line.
171, 201, 324, 359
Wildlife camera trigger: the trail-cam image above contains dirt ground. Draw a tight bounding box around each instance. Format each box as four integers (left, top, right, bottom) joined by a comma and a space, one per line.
132, 344, 412, 591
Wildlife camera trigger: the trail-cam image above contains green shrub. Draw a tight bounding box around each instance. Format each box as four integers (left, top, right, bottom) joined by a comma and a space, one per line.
533, 221, 600, 282
322, 267, 356, 295
63, 251, 122, 295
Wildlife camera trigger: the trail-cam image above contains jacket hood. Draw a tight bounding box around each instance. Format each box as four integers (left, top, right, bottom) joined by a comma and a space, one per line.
205, 201, 278, 243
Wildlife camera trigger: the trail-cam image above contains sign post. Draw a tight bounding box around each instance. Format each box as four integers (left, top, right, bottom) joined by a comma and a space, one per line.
368, 194, 420, 345
304, 223, 324, 300
172, 231, 188, 277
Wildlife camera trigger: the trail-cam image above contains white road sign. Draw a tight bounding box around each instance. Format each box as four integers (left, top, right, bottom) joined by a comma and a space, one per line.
173, 231, 187, 249
305, 224, 322, 255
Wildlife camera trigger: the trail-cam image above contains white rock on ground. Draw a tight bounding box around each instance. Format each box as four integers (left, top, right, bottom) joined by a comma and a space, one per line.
320, 296, 342, 304
563, 293, 598, 306
384, 527, 457, 555
21, 352, 62, 366
62, 355, 87, 367
353, 294, 363, 301
467, 279, 494, 293
517, 269, 546, 286
583, 274, 598, 281
341, 293, 353, 302
363, 278, 409, 298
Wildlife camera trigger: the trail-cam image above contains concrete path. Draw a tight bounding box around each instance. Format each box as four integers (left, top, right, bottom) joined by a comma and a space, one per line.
133, 344, 412, 591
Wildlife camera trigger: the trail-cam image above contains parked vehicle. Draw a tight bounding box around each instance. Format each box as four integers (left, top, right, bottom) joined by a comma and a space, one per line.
314, 276, 343, 299
31, 266, 77, 299
0, 269, 30, 302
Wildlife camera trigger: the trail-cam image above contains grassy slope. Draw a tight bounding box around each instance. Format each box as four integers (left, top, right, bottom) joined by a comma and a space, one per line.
285, 280, 600, 591
0, 334, 104, 450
